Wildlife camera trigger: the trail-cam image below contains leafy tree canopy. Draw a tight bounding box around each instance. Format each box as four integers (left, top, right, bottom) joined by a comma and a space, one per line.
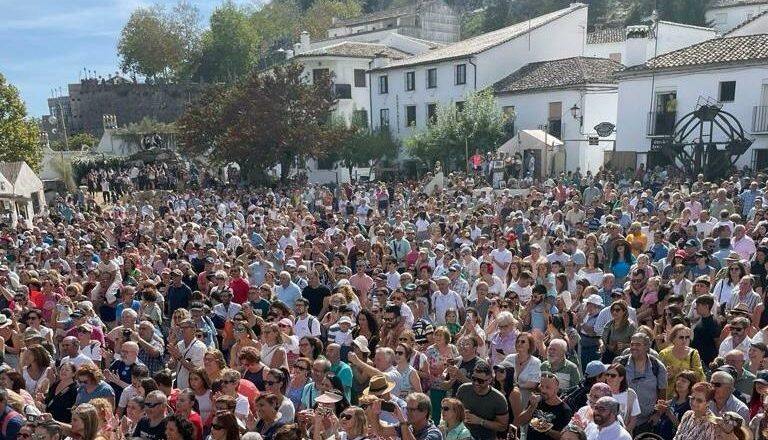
406, 89, 508, 170
178, 63, 353, 181
0, 73, 43, 171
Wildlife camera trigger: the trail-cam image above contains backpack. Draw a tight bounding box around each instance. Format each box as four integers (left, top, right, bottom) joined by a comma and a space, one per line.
615, 353, 663, 378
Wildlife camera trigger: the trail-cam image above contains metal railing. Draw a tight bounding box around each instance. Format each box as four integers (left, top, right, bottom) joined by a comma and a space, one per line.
647, 111, 676, 136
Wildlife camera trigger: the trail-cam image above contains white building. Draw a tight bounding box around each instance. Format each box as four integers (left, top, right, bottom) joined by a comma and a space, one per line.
706, 0, 768, 33
282, 29, 440, 183
615, 34, 768, 171
584, 21, 718, 66
369, 3, 589, 140
492, 56, 623, 174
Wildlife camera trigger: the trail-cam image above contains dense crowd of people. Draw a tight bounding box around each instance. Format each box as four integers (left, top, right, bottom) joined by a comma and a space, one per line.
1, 164, 767, 440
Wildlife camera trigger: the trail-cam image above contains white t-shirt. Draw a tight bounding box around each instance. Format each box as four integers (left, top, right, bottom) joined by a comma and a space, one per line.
61, 352, 95, 368
613, 389, 641, 421
490, 248, 513, 279
507, 281, 533, 303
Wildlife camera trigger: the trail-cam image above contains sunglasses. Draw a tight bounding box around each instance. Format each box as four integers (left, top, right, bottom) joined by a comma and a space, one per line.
340, 413, 353, 421
604, 373, 619, 378
221, 379, 237, 385
471, 377, 488, 384
712, 382, 725, 388
441, 406, 452, 411
264, 380, 280, 386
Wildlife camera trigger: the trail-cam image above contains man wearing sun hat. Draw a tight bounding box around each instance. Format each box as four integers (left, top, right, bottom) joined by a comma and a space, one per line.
362, 374, 406, 425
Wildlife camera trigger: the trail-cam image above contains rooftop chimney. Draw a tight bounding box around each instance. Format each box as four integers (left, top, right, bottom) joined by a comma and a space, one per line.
300, 31, 311, 52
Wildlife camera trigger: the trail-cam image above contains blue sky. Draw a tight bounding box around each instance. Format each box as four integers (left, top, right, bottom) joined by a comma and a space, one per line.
0, 0, 241, 117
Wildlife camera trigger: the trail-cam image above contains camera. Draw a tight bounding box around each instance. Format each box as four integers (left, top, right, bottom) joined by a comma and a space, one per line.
381, 401, 397, 413
122, 329, 133, 338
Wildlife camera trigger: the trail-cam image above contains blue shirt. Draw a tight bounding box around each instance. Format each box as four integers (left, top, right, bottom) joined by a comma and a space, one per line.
329, 361, 353, 401
115, 300, 141, 319
76, 380, 115, 405
531, 303, 558, 332
275, 282, 302, 308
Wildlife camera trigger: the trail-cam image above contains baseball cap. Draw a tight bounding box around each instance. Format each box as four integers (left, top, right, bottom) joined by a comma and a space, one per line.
585, 361, 608, 378
755, 370, 768, 385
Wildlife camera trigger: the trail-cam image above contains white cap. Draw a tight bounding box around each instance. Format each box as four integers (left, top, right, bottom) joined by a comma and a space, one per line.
583, 294, 604, 307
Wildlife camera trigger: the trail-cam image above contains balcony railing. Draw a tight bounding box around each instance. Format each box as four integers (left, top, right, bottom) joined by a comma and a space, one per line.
647, 111, 677, 136
753, 106, 768, 133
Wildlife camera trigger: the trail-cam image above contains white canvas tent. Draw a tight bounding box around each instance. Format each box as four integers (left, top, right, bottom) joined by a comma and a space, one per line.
498, 129, 564, 179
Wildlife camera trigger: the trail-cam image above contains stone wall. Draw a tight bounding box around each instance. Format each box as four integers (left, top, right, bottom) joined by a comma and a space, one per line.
62, 80, 207, 137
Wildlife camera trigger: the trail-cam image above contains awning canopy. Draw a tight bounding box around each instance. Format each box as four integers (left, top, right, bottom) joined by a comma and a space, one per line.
498, 129, 563, 155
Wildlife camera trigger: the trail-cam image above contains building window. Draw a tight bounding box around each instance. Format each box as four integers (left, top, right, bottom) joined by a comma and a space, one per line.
354, 69, 366, 87
379, 75, 388, 94
353, 110, 368, 127
456, 101, 465, 112
502, 106, 516, 134
312, 68, 330, 83
380, 109, 390, 127
719, 81, 736, 102
427, 103, 437, 123
427, 68, 437, 89
333, 84, 352, 99
405, 71, 415, 91
455, 64, 466, 85
406, 105, 417, 126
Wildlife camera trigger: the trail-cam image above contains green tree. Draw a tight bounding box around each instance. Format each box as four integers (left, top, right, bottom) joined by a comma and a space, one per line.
406, 89, 508, 170
251, 0, 303, 54
51, 133, 100, 151
302, 0, 362, 40
0, 73, 43, 172
196, 2, 260, 83
336, 112, 400, 181
178, 63, 351, 181
117, 1, 202, 80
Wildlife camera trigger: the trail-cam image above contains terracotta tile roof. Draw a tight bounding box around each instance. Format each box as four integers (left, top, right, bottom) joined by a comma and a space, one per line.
710, 0, 768, 8
492, 57, 623, 94
295, 42, 411, 59
624, 34, 768, 73
372, 3, 588, 70
586, 27, 626, 44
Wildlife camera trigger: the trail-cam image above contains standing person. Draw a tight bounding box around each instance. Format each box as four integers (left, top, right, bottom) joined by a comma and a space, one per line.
591, 396, 632, 440
169, 319, 206, 389
672, 382, 716, 440
691, 295, 720, 371
616, 333, 667, 433
132, 391, 167, 440
517, 372, 572, 440
658, 325, 705, 389
454, 361, 509, 440
167, 270, 192, 316
373, 392, 442, 440
600, 300, 636, 364
708, 371, 749, 420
